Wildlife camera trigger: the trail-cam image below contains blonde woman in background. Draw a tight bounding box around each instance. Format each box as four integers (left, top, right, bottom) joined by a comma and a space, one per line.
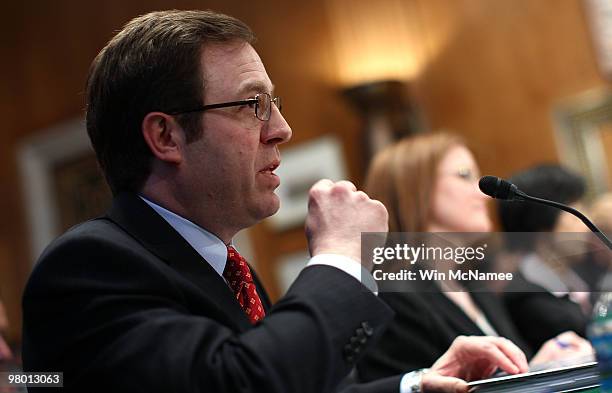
357, 132, 591, 382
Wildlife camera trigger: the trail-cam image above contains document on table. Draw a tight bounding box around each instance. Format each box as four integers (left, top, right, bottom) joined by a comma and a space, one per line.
468, 362, 599, 393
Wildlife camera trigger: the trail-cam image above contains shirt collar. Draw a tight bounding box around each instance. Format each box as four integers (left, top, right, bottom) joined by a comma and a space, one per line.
139, 196, 228, 277
520, 253, 569, 296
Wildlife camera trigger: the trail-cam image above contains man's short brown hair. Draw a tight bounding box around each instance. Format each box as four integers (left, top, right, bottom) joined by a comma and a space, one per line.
86, 10, 255, 194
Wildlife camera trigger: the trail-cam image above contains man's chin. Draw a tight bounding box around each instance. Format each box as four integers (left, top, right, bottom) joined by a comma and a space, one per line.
266, 195, 281, 217
251, 195, 281, 222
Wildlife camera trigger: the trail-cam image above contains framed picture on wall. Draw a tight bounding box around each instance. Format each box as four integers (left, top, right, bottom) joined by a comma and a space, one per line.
275, 250, 310, 296
267, 135, 348, 231
553, 88, 612, 200
585, 0, 612, 80
18, 118, 112, 264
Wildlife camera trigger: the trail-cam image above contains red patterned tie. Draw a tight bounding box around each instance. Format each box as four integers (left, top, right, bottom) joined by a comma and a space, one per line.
223, 245, 266, 324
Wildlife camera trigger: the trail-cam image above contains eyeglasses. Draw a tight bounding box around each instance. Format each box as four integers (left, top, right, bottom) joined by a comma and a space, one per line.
169, 92, 282, 121
441, 168, 480, 183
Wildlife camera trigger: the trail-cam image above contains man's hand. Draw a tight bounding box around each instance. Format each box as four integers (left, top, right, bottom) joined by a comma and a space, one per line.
421, 336, 529, 393
305, 179, 388, 269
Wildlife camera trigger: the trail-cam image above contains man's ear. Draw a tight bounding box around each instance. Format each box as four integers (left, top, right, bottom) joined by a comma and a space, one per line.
142, 112, 184, 164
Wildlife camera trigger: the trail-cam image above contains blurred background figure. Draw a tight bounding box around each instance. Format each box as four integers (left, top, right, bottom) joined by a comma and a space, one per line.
0, 297, 24, 393
0, 300, 13, 363
357, 132, 591, 382
497, 164, 591, 352
574, 192, 612, 291
590, 193, 612, 236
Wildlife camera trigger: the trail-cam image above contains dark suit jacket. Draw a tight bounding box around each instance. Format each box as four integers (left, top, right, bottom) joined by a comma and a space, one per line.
503, 272, 588, 352
22, 193, 401, 393
357, 280, 531, 382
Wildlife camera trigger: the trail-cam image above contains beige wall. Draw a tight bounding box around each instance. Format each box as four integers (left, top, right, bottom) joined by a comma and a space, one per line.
1, 0, 608, 341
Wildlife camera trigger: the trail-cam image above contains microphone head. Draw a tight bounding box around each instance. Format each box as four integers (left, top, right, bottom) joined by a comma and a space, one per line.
479, 176, 516, 200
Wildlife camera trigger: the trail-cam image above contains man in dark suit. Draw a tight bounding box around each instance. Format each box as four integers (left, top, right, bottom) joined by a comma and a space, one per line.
22, 10, 528, 393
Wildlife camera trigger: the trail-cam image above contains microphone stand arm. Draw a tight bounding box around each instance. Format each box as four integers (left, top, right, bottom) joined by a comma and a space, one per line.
516, 190, 612, 251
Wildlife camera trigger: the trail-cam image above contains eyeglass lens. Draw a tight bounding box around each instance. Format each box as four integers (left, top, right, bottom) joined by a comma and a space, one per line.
255, 94, 282, 121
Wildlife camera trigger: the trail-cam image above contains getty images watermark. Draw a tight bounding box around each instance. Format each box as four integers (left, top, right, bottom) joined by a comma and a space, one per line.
371, 242, 505, 282
361, 232, 611, 293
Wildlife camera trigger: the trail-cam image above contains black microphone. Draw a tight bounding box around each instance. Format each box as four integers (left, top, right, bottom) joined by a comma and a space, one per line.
479, 175, 612, 250
478, 176, 526, 201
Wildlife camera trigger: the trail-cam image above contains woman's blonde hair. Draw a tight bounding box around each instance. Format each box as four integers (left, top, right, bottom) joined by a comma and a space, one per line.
365, 132, 465, 232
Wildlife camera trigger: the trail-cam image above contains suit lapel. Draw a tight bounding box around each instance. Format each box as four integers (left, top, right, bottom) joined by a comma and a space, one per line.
106, 193, 253, 331
251, 270, 272, 311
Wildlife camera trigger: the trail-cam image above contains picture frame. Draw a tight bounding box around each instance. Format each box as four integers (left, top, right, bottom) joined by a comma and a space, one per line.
17, 118, 111, 264
552, 87, 612, 200
267, 135, 348, 230
584, 0, 612, 80
275, 250, 310, 295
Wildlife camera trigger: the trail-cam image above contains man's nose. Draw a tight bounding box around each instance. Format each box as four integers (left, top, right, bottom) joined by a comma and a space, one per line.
261, 105, 292, 145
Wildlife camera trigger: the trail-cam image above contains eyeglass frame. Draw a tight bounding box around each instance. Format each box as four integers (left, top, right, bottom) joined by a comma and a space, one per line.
440, 167, 481, 183
168, 92, 282, 121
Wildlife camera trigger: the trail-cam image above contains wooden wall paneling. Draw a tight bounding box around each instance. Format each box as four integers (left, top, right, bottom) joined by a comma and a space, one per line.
1, 2, 31, 342
412, 0, 608, 180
